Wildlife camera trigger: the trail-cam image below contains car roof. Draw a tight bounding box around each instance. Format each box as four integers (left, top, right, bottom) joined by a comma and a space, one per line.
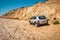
32, 15, 45, 17
30, 15, 46, 19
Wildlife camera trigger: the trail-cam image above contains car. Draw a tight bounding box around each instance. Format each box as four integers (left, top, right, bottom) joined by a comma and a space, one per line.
29, 15, 48, 27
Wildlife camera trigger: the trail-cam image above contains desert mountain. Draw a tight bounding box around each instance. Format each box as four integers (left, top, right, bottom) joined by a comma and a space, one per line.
2, 0, 60, 21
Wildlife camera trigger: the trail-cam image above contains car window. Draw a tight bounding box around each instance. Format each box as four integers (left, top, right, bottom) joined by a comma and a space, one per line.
32, 17, 36, 19
39, 16, 46, 19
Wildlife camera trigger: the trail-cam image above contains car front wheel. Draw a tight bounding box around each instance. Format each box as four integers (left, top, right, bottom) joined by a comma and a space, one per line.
29, 21, 33, 25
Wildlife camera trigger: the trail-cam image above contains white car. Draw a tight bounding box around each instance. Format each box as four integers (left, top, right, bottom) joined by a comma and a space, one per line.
29, 15, 48, 27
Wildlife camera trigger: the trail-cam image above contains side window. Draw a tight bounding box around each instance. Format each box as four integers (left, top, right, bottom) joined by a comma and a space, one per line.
32, 17, 36, 19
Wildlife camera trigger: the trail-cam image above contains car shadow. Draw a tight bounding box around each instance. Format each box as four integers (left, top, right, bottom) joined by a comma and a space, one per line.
37, 24, 50, 27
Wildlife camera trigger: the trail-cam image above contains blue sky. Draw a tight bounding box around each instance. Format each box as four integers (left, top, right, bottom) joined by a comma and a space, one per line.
0, 0, 46, 16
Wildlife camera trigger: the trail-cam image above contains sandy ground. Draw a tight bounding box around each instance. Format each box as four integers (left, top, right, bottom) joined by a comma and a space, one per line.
0, 18, 60, 40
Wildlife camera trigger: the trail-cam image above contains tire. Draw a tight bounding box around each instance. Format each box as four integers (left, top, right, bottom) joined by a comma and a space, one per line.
34, 23, 39, 27
29, 21, 33, 25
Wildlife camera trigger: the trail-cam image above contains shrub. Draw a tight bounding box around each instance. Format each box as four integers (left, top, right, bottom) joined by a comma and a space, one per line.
53, 20, 60, 24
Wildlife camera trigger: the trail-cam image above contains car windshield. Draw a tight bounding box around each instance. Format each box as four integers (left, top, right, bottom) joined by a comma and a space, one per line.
39, 16, 46, 19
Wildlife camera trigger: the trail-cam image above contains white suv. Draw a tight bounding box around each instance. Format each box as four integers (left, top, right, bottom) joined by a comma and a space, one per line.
29, 15, 48, 27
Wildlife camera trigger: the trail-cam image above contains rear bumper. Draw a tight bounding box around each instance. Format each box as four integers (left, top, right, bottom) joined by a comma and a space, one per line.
35, 21, 48, 25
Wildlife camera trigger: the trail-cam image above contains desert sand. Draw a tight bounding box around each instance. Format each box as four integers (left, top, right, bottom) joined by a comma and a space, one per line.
0, 18, 60, 40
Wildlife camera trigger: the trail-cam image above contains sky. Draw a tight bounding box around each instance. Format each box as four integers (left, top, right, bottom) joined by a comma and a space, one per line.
0, 0, 46, 16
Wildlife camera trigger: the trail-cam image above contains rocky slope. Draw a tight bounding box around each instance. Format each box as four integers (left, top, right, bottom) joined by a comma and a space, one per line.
2, 0, 60, 21
0, 18, 60, 40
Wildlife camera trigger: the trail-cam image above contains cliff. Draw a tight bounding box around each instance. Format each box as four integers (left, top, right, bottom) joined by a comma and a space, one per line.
2, 0, 60, 20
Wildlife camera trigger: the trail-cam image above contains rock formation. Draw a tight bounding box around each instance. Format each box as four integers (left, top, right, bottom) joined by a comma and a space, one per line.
2, 0, 60, 21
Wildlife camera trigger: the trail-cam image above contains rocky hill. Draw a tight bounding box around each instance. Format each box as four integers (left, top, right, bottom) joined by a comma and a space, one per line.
2, 0, 60, 21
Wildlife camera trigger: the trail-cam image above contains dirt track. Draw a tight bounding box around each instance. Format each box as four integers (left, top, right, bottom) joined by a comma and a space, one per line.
0, 18, 60, 40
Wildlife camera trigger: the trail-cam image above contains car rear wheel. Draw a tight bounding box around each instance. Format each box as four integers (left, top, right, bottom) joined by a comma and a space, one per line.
34, 23, 40, 27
